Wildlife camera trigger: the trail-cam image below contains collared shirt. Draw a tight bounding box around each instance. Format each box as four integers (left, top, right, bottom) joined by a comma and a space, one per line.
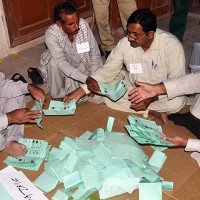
0, 72, 28, 131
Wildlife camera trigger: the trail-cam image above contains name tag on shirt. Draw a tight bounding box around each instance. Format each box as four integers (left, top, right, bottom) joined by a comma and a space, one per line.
76, 42, 90, 54
129, 63, 143, 74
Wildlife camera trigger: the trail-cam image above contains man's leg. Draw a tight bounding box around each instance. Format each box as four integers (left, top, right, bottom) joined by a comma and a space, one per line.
47, 59, 65, 98
92, 0, 115, 53
117, 0, 137, 30
169, 0, 192, 42
1, 95, 26, 157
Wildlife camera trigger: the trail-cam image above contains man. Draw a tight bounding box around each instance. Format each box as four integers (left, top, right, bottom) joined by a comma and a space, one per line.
0, 72, 45, 157
128, 72, 200, 139
92, 0, 137, 58
169, 0, 192, 42
39, 0, 103, 104
63, 9, 186, 124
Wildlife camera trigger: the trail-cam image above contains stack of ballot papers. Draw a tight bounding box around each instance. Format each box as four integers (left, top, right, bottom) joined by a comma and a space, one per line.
0, 166, 48, 200
33, 117, 173, 200
4, 138, 49, 171
98, 80, 128, 101
43, 99, 76, 115
125, 115, 174, 146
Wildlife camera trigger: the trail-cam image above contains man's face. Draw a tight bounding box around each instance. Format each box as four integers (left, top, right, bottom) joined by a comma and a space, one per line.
57, 12, 80, 36
126, 23, 152, 49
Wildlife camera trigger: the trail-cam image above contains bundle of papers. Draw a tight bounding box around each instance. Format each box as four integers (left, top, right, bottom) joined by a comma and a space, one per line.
33, 117, 172, 200
125, 115, 174, 146
43, 99, 76, 116
98, 80, 128, 101
4, 138, 49, 171
31, 99, 43, 129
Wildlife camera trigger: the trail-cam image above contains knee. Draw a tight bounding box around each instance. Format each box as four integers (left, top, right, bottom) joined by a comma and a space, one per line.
168, 96, 186, 113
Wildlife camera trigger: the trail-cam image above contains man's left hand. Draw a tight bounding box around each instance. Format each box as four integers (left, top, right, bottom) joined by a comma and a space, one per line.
86, 76, 100, 93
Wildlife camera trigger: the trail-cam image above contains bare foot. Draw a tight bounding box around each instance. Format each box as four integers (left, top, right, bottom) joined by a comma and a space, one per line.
4, 141, 27, 157
149, 110, 168, 125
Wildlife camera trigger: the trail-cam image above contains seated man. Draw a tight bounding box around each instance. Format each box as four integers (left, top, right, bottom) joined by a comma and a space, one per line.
63, 9, 186, 124
39, 0, 103, 104
0, 72, 45, 157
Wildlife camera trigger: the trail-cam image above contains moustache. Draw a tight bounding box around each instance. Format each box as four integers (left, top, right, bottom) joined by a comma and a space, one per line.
72, 28, 80, 34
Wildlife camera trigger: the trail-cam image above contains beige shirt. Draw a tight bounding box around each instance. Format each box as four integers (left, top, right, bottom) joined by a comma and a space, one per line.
186, 138, 200, 152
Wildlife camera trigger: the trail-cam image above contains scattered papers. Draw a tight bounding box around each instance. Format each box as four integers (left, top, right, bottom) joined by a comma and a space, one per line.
33, 117, 171, 200
0, 168, 48, 200
125, 115, 174, 146
4, 138, 49, 171
43, 99, 76, 115
98, 80, 128, 101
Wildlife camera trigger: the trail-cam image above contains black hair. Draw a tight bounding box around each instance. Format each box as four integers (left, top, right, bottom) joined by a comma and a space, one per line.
127, 9, 157, 32
54, 0, 78, 24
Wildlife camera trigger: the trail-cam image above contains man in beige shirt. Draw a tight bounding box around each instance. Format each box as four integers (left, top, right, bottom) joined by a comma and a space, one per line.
63, 9, 186, 124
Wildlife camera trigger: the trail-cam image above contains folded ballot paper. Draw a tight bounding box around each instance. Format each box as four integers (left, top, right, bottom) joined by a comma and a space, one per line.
98, 80, 128, 101
43, 99, 76, 116
125, 115, 174, 147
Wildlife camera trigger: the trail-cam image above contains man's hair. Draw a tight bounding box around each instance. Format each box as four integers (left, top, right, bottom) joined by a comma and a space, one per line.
127, 9, 157, 32
54, 0, 78, 24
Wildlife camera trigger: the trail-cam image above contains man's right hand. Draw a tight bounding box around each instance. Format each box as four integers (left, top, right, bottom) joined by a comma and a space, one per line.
86, 76, 100, 93
63, 87, 86, 104
7, 108, 41, 125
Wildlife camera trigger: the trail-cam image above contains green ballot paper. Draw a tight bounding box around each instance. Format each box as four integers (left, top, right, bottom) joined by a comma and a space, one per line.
43, 99, 76, 115
98, 80, 128, 101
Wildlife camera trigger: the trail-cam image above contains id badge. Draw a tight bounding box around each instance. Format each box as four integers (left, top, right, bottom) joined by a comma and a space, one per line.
76, 42, 90, 54
129, 63, 143, 74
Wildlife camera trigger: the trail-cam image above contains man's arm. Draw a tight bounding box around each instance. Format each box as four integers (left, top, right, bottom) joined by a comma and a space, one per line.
128, 81, 166, 103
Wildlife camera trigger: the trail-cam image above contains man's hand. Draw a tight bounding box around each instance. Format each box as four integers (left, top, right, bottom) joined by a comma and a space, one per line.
128, 81, 158, 103
63, 87, 86, 104
7, 108, 41, 125
28, 84, 46, 105
130, 96, 158, 111
86, 76, 100, 93
163, 134, 188, 147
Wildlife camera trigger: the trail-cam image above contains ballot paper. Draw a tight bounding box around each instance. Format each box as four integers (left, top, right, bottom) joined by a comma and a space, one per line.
31, 99, 43, 129
125, 115, 174, 147
4, 138, 49, 171
98, 80, 128, 101
43, 99, 76, 115
0, 170, 48, 200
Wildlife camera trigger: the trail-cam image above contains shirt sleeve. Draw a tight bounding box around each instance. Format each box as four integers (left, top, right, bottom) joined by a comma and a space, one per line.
185, 138, 200, 152
0, 114, 8, 131
86, 22, 103, 74
91, 38, 125, 82
45, 31, 88, 83
163, 73, 200, 99
0, 73, 29, 98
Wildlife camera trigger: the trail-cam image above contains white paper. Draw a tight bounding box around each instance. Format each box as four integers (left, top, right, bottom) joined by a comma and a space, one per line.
0, 166, 17, 174
0, 171, 48, 200
76, 42, 90, 54
129, 63, 143, 74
